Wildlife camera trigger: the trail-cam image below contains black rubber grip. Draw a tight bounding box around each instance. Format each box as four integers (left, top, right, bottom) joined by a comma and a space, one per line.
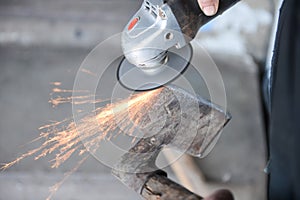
165, 0, 240, 39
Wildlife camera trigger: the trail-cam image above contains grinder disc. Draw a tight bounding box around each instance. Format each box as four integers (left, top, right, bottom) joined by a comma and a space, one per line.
117, 44, 192, 91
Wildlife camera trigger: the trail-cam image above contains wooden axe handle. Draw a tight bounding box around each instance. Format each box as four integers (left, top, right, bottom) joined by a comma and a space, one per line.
141, 172, 234, 200
141, 173, 203, 200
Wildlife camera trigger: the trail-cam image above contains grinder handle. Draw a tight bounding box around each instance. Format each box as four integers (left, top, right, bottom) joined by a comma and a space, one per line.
165, 0, 240, 40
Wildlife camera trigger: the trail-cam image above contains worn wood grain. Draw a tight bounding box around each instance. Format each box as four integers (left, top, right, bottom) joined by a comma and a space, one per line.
141, 173, 203, 200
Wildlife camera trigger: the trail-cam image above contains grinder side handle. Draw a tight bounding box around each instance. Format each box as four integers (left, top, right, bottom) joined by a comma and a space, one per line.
165, 0, 240, 40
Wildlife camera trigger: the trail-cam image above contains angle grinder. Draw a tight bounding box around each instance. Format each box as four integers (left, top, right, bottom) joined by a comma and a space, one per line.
118, 0, 240, 91
72, 0, 240, 171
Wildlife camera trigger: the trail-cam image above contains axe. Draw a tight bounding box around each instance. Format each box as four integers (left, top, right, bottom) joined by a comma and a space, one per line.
112, 85, 233, 199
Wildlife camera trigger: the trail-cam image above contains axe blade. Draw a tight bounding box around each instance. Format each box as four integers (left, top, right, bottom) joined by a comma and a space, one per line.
112, 85, 230, 193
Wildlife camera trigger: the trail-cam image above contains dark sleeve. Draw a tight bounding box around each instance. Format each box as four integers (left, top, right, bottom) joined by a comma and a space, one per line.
268, 0, 300, 199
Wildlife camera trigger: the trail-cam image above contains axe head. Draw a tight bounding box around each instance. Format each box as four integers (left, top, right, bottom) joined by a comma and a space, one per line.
112, 85, 230, 193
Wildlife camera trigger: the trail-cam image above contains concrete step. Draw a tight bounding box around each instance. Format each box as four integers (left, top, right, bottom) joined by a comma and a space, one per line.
0, 0, 139, 47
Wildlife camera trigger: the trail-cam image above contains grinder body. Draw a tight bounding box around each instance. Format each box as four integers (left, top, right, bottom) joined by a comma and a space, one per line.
119, 0, 240, 91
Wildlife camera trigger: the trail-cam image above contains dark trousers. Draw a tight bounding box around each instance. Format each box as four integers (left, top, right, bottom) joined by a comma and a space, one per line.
269, 0, 300, 199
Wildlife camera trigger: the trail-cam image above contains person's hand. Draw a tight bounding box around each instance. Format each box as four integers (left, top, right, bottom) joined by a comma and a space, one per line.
198, 0, 219, 16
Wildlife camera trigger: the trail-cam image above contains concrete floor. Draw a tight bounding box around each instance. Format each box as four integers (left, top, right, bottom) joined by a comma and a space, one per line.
0, 0, 272, 199
0, 172, 139, 200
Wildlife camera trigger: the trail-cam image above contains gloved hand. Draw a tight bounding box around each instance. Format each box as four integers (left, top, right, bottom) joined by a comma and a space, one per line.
197, 0, 219, 16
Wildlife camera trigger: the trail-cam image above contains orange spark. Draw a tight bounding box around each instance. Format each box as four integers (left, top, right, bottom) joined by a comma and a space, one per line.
51, 88, 89, 93
46, 156, 88, 200
80, 68, 97, 77
50, 82, 62, 86
1, 85, 162, 199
